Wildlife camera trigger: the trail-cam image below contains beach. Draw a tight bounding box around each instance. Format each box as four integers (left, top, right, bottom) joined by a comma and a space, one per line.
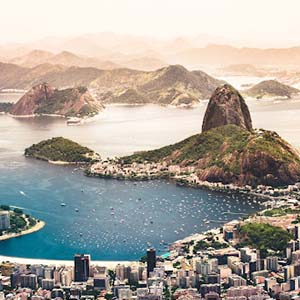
0, 255, 136, 268
0, 221, 46, 241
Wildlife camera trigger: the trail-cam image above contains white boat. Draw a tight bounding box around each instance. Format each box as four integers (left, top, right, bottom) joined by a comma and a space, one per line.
67, 117, 82, 125
61, 203, 66, 207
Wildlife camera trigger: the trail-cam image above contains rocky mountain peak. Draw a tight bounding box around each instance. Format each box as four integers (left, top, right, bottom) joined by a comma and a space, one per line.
202, 84, 253, 132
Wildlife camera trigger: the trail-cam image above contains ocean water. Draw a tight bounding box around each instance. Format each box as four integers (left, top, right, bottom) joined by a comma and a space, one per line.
0, 95, 300, 260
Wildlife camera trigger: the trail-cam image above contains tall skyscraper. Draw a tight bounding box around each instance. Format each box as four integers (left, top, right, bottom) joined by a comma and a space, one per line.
146, 248, 156, 277
74, 254, 90, 282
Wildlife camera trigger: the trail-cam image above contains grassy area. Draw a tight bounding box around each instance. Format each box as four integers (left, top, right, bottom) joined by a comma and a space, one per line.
263, 207, 300, 217
193, 235, 228, 253
25, 137, 95, 163
239, 223, 292, 258
121, 124, 300, 186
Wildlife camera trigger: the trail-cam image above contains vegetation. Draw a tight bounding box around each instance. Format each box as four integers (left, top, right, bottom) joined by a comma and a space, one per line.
34, 86, 99, 117
0, 102, 13, 112
193, 238, 228, 253
121, 124, 300, 186
239, 223, 292, 258
263, 207, 300, 217
25, 137, 96, 163
122, 125, 251, 164
245, 80, 300, 99
0, 205, 10, 211
0, 206, 40, 235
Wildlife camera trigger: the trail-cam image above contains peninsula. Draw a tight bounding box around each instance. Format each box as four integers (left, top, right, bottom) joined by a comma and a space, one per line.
9, 83, 104, 118
89, 84, 300, 187
0, 205, 45, 241
24, 137, 99, 164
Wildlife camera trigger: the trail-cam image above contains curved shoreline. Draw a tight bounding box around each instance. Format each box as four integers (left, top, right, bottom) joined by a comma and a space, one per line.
0, 255, 134, 268
0, 220, 46, 241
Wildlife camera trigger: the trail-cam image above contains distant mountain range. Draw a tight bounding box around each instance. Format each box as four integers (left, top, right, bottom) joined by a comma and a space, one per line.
0, 62, 103, 90
171, 44, 300, 69
9, 50, 120, 70
0, 64, 222, 107
90, 65, 222, 106
3, 49, 168, 72
2, 33, 300, 71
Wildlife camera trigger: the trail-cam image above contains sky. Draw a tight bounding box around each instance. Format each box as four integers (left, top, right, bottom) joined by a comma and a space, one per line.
0, 0, 300, 47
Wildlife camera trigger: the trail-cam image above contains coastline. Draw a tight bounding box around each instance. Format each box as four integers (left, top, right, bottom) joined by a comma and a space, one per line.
0, 255, 135, 268
7, 113, 66, 118
0, 220, 45, 241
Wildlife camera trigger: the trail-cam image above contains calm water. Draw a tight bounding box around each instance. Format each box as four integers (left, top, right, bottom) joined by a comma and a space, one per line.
1, 90, 300, 260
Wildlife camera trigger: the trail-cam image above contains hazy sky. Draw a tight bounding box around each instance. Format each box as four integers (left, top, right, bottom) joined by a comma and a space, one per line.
1, 0, 300, 47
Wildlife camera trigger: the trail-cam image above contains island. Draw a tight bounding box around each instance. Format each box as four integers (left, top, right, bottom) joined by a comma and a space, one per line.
88, 84, 300, 188
25, 84, 300, 199
24, 137, 100, 164
9, 83, 104, 118
0, 205, 45, 241
244, 79, 300, 99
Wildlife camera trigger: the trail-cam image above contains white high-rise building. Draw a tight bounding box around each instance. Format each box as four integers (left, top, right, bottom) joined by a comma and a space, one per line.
0, 211, 10, 230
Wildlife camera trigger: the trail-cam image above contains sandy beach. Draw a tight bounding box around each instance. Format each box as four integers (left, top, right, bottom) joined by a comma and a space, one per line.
0, 221, 46, 241
0, 255, 136, 268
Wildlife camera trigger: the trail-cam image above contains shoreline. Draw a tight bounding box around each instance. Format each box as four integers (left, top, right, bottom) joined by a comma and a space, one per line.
0, 220, 45, 241
0, 255, 135, 268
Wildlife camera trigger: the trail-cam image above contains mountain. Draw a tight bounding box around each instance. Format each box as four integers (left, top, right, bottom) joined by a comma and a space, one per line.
244, 80, 300, 99
202, 84, 252, 132
9, 83, 103, 117
10, 50, 53, 67
0, 62, 221, 106
91, 65, 222, 106
9, 50, 120, 70
0, 62, 28, 89
171, 44, 300, 68
119, 56, 168, 71
25, 137, 97, 163
217, 64, 267, 77
0, 62, 104, 90
120, 84, 300, 187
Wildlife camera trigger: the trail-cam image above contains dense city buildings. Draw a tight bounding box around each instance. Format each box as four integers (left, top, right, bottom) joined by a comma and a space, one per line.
2, 191, 300, 300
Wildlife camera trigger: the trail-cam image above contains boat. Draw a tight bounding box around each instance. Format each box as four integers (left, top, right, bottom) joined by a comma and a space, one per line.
61, 203, 66, 207
75, 208, 79, 212
67, 117, 82, 126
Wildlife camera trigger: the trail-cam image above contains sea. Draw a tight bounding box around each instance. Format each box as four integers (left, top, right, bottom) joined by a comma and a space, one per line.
0, 76, 300, 260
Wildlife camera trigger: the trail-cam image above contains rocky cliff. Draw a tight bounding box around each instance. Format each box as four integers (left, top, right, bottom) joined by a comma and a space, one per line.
202, 84, 253, 132
10, 83, 103, 117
